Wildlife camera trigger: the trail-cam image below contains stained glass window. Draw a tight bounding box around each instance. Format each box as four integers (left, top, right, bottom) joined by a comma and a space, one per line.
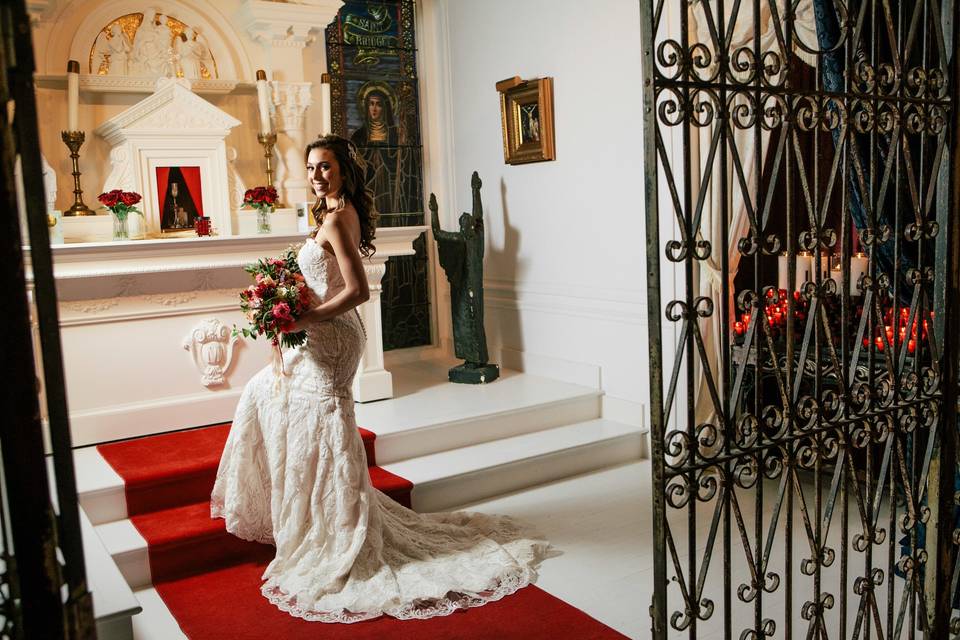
325, 0, 431, 350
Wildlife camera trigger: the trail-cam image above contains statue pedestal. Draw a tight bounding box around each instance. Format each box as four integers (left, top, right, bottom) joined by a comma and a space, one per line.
448, 362, 500, 384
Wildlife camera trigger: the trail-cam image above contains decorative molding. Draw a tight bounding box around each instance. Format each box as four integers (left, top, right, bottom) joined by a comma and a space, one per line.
226, 146, 248, 210
59, 292, 240, 327
271, 81, 313, 132
95, 78, 241, 142
182, 318, 238, 387
482, 279, 647, 326
102, 144, 136, 194
240, 0, 342, 47
62, 299, 121, 314
35, 74, 244, 95
363, 263, 388, 290
144, 292, 199, 307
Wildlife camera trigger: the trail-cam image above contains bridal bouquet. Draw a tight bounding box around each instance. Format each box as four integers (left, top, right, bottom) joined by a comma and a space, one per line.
234, 246, 312, 349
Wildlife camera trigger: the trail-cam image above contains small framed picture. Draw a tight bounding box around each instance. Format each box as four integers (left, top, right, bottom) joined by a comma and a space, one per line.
156, 166, 204, 235
496, 76, 555, 165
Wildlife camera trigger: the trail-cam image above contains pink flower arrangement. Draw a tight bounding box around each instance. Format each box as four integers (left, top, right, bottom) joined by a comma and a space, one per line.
98, 189, 143, 220
234, 246, 312, 348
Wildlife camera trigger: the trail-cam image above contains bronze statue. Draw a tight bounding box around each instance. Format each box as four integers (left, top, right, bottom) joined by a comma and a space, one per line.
429, 172, 500, 384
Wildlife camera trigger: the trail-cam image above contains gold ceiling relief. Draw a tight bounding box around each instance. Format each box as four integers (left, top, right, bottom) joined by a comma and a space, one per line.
89, 12, 218, 80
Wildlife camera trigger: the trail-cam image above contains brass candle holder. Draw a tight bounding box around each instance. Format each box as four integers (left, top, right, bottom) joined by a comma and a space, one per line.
257, 132, 278, 188
60, 131, 95, 216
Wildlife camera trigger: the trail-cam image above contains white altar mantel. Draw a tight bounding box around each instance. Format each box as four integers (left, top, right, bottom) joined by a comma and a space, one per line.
24, 225, 425, 446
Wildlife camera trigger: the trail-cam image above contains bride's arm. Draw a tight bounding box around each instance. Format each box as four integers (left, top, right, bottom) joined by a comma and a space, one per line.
293, 213, 369, 328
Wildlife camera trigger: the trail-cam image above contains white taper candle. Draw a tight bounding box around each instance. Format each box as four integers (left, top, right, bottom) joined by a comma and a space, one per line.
320, 73, 332, 135
256, 69, 272, 134
67, 60, 80, 132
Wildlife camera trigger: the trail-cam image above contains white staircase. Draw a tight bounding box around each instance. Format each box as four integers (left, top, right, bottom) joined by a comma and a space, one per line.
75, 359, 647, 638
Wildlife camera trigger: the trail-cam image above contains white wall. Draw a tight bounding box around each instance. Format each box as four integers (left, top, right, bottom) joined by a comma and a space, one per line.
423, 0, 651, 412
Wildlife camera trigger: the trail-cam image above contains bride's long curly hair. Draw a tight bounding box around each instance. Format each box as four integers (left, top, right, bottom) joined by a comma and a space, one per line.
306, 134, 377, 257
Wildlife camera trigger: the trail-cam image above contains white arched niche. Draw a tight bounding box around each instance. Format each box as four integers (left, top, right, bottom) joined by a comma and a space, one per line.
41, 0, 255, 81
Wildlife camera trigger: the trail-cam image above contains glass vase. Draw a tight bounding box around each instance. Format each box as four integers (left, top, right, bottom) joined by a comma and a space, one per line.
256, 207, 272, 234
112, 213, 129, 241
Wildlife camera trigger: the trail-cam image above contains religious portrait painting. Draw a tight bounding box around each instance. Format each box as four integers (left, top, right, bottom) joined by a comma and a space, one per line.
156, 166, 203, 233
496, 76, 555, 165
345, 79, 422, 223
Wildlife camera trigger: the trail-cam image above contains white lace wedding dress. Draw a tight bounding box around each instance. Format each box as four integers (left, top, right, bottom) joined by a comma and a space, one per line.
211, 238, 551, 623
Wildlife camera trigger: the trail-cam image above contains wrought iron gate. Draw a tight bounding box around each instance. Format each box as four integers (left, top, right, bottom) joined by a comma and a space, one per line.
641, 1, 960, 637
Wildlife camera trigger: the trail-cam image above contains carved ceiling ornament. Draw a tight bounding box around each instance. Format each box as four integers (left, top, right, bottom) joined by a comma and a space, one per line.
89, 11, 218, 79
183, 318, 238, 387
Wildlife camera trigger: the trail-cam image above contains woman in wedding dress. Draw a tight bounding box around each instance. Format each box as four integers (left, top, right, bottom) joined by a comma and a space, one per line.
211, 134, 551, 623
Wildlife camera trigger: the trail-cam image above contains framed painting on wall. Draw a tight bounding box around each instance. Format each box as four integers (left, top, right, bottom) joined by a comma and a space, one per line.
496, 76, 555, 165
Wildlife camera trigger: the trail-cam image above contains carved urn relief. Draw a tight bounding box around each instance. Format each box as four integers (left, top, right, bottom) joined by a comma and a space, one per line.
183, 319, 238, 387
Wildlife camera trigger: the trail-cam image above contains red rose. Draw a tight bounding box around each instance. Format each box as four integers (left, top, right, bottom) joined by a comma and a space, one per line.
243, 189, 254, 202
120, 191, 141, 206
264, 186, 278, 204
98, 190, 120, 207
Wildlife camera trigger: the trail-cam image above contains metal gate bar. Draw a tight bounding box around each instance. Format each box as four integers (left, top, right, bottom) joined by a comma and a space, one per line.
641, 1, 959, 638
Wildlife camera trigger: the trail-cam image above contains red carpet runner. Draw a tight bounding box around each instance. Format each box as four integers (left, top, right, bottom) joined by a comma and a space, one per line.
98, 423, 628, 639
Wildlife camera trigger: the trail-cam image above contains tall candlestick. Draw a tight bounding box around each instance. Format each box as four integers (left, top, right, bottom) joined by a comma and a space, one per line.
320, 73, 332, 135
60, 131, 94, 216
67, 60, 80, 132
257, 132, 278, 188
255, 69, 272, 134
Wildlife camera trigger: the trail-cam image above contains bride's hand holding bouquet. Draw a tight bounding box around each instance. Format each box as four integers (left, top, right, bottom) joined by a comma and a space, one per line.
234, 246, 313, 349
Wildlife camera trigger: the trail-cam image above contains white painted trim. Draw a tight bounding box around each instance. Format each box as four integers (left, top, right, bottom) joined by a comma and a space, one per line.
493, 345, 601, 389
480, 279, 647, 326
70, 388, 243, 447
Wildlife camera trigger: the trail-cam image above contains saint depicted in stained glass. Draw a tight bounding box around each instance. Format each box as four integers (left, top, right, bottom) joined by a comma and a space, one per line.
350, 80, 419, 217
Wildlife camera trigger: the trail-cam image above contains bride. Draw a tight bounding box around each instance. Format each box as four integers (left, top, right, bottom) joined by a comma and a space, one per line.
211, 134, 551, 623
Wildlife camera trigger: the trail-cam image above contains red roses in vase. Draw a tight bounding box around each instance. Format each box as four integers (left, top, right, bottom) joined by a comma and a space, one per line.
98, 189, 143, 241
243, 186, 279, 234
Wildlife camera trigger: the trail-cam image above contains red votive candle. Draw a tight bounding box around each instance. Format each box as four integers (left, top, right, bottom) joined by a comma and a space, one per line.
194, 216, 211, 237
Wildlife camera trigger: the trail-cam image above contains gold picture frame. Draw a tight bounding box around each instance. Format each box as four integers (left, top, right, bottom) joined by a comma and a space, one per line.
496, 76, 555, 165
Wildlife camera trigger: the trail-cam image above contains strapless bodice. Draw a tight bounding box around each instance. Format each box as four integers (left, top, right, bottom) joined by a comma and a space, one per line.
298, 238, 345, 306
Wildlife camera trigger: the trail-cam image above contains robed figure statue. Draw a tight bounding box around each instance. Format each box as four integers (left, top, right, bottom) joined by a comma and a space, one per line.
429, 172, 500, 384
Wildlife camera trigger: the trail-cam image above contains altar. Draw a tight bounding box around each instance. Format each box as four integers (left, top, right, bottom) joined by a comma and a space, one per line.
26, 0, 427, 446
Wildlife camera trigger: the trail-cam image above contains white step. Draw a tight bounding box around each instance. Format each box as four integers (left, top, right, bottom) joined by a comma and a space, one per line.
92, 418, 643, 590
130, 587, 187, 640
386, 418, 645, 513
75, 361, 603, 526
46, 457, 141, 640
356, 359, 603, 464
81, 507, 142, 640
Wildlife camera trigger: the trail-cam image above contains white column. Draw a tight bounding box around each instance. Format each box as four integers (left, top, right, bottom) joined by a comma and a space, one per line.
353, 261, 392, 402
349, 226, 427, 402
271, 81, 313, 206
